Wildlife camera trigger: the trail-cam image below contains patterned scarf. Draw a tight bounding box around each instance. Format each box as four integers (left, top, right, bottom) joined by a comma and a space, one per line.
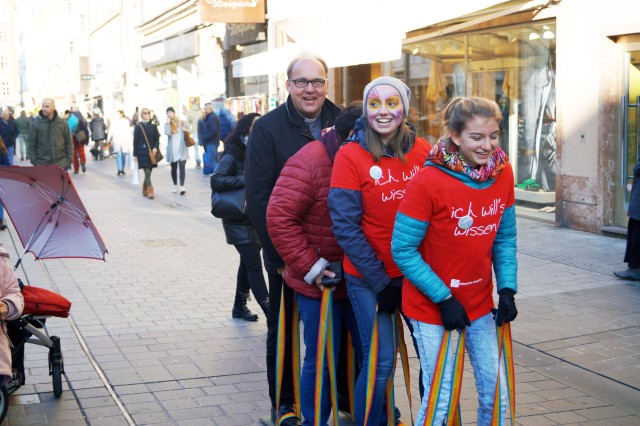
428, 137, 508, 182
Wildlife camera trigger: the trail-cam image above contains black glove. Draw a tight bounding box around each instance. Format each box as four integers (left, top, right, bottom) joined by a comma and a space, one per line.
491, 288, 518, 326
376, 285, 397, 313
438, 295, 471, 331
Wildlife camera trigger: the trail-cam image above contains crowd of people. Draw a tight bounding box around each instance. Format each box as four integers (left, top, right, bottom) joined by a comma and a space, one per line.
0, 53, 521, 426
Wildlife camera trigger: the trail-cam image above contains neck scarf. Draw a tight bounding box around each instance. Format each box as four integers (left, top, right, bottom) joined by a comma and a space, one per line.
428, 137, 508, 182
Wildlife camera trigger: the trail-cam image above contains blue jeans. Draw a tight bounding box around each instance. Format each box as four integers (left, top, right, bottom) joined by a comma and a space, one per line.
297, 293, 350, 426
411, 313, 508, 426
346, 273, 399, 426
115, 149, 127, 173
7, 146, 14, 166
204, 144, 219, 175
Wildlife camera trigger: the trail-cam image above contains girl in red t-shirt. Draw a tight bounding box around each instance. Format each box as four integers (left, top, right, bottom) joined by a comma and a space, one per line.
329, 77, 431, 425
392, 97, 518, 425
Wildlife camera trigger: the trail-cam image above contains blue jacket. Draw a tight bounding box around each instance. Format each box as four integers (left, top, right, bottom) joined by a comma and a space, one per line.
391, 163, 518, 304
0, 118, 18, 148
218, 108, 237, 142
200, 112, 220, 146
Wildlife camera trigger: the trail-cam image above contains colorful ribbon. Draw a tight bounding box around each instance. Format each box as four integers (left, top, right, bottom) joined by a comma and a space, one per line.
363, 306, 414, 426
275, 287, 302, 426
314, 287, 340, 426
491, 323, 516, 426
423, 329, 466, 426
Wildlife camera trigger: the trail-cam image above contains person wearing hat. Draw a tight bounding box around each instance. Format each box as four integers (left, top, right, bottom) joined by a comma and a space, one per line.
328, 76, 431, 426
391, 96, 518, 425
164, 106, 190, 195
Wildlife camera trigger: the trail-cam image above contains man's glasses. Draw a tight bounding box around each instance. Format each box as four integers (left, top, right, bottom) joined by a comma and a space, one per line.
141, 111, 149, 115
289, 78, 326, 88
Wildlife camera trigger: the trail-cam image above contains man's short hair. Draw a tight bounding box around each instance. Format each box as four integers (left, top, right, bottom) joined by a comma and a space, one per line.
286, 54, 328, 79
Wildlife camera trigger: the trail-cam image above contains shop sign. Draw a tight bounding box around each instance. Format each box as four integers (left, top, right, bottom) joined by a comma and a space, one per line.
200, 0, 265, 23
223, 23, 267, 49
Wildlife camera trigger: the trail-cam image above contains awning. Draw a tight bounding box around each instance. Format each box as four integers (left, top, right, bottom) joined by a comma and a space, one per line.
232, 0, 549, 78
232, 31, 403, 78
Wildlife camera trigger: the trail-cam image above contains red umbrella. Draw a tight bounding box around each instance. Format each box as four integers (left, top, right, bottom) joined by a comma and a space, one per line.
0, 165, 108, 267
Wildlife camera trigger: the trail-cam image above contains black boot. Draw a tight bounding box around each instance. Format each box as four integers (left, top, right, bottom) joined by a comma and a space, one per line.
258, 298, 270, 317
232, 291, 258, 321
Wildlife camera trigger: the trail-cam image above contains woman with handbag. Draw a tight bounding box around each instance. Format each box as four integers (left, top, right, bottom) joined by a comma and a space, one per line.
133, 108, 161, 199
165, 106, 189, 195
210, 113, 269, 321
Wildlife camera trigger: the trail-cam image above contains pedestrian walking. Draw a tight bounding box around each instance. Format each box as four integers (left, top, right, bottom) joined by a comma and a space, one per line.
266, 104, 363, 426
107, 110, 133, 177
133, 108, 160, 199
89, 109, 107, 161
70, 105, 89, 173
210, 113, 269, 322
186, 98, 202, 169
245, 54, 341, 426
392, 96, 518, 425
164, 107, 189, 194
614, 157, 640, 280
328, 76, 432, 426
200, 102, 221, 176
213, 96, 237, 142
0, 136, 10, 231
15, 110, 30, 162
27, 98, 72, 169
0, 109, 18, 166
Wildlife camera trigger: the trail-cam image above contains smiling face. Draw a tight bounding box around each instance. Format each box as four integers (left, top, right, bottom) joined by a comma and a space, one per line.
285, 58, 328, 119
451, 115, 500, 168
366, 84, 403, 144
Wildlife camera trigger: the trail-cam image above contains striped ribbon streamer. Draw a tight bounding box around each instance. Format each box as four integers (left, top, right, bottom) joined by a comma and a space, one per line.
423, 329, 466, 426
363, 311, 379, 426
363, 308, 414, 426
314, 288, 340, 426
292, 297, 301, 419
275, 287, 302, 426
275, 288, 286, 421
347, 332, 356, 421
395, 311, 413, 425
490, 323, 516, 426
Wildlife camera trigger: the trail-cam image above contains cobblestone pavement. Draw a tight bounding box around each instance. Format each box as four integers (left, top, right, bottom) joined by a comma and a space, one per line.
0, 153, 638, 425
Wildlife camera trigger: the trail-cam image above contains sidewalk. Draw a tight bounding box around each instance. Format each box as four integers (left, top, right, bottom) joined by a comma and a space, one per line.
0, 153, 639, 425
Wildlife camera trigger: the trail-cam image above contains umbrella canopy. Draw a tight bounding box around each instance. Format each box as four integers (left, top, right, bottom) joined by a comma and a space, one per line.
0, 165, 107, 264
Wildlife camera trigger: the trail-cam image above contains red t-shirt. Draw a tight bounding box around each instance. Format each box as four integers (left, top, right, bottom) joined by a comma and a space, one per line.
330, 138, 431, 279
398, 163, 515, 324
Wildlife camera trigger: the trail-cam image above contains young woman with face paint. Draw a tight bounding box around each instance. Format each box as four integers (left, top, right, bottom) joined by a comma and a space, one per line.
328, 77, 431, 426
391, 97, 518, 425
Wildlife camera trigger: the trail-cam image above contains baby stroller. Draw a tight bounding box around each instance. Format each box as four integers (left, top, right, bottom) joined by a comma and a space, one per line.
0, 279, 71, 422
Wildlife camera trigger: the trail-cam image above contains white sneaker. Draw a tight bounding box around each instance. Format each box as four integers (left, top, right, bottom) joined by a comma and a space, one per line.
180, 186, 186, 195
172, 186, 178, 193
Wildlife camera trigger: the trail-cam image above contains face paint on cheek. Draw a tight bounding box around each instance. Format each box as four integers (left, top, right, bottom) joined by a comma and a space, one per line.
391, 109, 403, 125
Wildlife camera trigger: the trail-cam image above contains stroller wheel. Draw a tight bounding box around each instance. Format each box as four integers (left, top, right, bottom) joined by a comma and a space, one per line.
0, 386, 9, 423
51, 363, 62, 397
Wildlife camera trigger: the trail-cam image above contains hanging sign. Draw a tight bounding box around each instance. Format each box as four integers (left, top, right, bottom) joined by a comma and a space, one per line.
200, 0, 265, 23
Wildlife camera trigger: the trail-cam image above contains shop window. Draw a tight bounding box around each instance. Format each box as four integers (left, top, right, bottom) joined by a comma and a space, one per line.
401, 21, 557, 192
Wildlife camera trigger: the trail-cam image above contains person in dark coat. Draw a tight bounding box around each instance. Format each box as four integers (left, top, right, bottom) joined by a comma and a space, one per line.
89, 110, 107, 160
245, 54, 341, 426
0, 109, 18, 166
615, 158, 640, 280
200, 102, 220, 176
27, 98, 72, 168
266, 105, 362, 426
210, 113, 269, 321
133, 108, 160, 199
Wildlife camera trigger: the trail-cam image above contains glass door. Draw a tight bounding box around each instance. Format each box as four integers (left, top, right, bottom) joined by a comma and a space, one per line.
616, 49, 640, 227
